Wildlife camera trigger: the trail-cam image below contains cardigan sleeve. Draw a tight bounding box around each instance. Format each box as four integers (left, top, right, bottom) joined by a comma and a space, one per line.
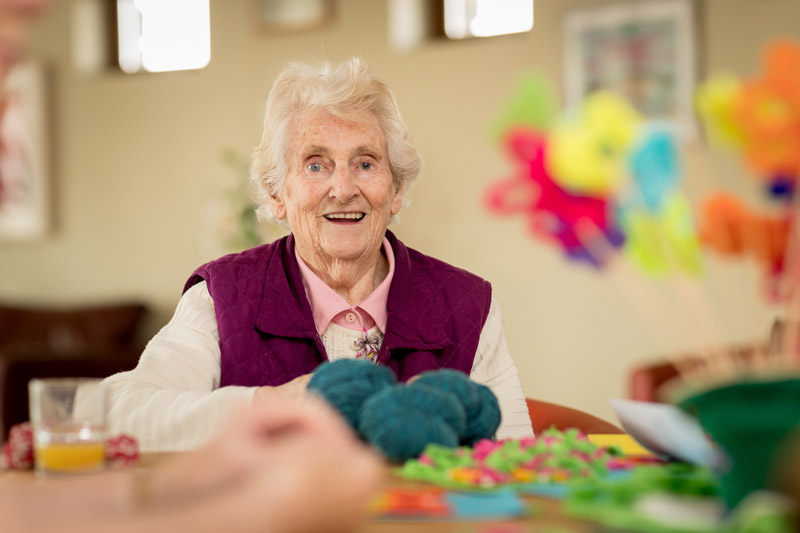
104, 282, 255, 452
469, 297, 534, 439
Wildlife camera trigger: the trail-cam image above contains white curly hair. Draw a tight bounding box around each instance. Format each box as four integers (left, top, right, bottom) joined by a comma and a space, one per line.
249, 57, 422, 225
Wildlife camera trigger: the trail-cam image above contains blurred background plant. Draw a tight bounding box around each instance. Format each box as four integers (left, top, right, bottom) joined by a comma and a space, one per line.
201, 147, 285, 255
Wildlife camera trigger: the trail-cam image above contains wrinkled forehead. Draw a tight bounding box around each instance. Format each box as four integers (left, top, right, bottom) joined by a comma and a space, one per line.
289, 108, 386, 152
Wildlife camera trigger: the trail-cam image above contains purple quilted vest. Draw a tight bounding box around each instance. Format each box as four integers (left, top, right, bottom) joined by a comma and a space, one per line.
184, 231, 492, 386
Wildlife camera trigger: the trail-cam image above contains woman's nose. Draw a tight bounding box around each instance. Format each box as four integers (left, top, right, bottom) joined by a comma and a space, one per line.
329, 166, 359, 201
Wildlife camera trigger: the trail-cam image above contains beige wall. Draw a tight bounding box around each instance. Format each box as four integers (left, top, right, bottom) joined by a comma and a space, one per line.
2, 0, 796, 421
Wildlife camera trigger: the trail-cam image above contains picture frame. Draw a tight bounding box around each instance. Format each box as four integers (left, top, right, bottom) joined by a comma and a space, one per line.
564, 0, 698, 139
252, 0, 335, 33
0, 63, 50, 241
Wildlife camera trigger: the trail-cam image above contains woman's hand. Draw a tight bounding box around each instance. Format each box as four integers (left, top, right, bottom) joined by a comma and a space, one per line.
10, 399, 383, 533
144, 397, 356, 509
139, 398, 382, 532
253, 373, 313, 405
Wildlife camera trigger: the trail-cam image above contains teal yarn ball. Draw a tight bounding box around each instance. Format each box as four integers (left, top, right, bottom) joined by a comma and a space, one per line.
358, 384, 466, 462
411, 369, 480, 419
409, 369, 501, 445
465, 383, 502, 445
307, 359, 397, 431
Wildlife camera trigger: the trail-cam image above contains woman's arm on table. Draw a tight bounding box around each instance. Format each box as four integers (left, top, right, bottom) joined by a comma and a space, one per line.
104, 282, 255, 451
2, 401, 383, 533
470, 297, 534, 439
106, 282, 319, 451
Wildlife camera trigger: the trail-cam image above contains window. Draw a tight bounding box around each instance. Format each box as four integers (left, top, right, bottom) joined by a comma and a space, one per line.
388, 0, 533, 50
444, 0, 533, 39
116, 0, 211, 73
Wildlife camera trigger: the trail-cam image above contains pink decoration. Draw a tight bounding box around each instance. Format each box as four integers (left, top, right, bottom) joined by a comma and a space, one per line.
471, 439, 500, 461
1, 422, 34, 471
105, 434, 140, 468
1, 422, 139, 471
485, 128, 624, 267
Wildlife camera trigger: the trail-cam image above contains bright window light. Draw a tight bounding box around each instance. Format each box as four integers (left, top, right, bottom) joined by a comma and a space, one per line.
444, 0, 533, 39
117, 0, 211, 74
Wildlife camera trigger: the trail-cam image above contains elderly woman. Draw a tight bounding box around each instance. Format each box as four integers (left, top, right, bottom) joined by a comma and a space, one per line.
105, 57, 533, 451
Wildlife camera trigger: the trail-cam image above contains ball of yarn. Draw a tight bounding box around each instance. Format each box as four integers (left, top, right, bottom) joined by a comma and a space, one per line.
307, 359, 397, 431
410, 369, 502, 445
411, 369, 480, 419
464, 383, 502, 445
359, 384, 466, 462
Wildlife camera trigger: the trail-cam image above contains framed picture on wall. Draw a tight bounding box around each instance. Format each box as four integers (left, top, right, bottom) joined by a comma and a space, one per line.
564, 0, 697, 139
0, 63, 50, 241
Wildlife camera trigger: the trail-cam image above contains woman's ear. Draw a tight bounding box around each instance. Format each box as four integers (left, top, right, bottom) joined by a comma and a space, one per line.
265, 183, 287, 220
390, 181, 404, 216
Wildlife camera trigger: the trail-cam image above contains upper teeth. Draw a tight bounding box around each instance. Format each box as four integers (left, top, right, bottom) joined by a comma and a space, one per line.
326, 213, 363, 219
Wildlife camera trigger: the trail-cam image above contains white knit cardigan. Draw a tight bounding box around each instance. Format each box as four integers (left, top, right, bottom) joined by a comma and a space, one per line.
105, 282, 533, 451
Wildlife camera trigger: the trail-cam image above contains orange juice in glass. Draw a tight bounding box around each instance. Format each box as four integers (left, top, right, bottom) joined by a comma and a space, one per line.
28, 378, 107, 476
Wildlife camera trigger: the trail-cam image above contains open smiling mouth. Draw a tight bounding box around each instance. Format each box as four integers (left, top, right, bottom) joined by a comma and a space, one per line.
324, 213, 365, 222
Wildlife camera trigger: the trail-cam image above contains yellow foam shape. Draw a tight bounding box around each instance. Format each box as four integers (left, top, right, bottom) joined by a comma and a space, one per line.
588, 434, 652, 456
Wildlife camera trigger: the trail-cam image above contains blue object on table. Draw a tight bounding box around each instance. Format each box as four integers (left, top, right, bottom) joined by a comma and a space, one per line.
444, 489, 529, 520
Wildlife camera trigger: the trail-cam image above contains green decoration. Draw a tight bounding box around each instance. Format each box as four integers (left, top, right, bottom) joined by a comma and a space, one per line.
678, 377, 800, 510
491, 71, 558, 142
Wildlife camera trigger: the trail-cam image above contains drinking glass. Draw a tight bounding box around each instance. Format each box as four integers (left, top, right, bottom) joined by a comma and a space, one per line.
28, 378, 107, 476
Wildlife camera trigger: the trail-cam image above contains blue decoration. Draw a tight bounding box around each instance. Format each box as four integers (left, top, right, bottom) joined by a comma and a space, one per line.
766, 174, 796, 200
629, 130, 680, 213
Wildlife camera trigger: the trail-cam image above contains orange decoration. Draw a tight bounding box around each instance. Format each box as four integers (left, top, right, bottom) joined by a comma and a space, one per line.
733, 80, 800, 176
730, 39, 800, 177
763, 38, 800, 117
699, 193, 789, 271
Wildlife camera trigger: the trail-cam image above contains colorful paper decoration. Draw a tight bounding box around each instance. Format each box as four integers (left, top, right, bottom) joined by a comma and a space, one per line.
548, 91, 642, 196
695, 74, 746, 148
699, 193, 789, 274
491, 71, 557, 141
485, 127, 624, 268
623, 193, 704, 276
694, 38, 800, 300
486, 77, 702, 276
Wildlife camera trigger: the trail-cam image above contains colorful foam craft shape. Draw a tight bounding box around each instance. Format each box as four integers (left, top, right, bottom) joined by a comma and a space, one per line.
485, 128, 624, 267
622, 193, 703, 276
699, 193, 789, 273
491, 71, 557, 141
697, 39, 800, 183
695, 74, 746, 148
734, 79, 800, 178
547, 91, 642, 196
486, 72, 701, 275
628, 129, 681, 213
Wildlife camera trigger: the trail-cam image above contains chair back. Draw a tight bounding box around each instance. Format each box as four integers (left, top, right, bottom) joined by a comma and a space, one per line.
526, 398, 624, 435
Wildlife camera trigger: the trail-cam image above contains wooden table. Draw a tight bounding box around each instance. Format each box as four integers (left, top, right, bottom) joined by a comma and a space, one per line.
357, 476, 596, 532
1, 455, 597, 532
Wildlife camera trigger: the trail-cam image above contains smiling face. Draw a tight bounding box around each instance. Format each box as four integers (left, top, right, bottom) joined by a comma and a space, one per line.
268, 108, 403, 273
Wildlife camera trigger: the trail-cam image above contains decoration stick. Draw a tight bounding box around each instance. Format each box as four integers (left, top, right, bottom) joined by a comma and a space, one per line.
777, 203, 800, 367
574, 219, 716, 386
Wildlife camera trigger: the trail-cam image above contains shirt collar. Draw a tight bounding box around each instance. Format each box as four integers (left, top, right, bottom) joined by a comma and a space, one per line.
295, 237, 395, 335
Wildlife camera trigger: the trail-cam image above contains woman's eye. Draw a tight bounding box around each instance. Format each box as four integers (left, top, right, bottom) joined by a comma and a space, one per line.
308, 163, 322, 172
359, 161, 373, 171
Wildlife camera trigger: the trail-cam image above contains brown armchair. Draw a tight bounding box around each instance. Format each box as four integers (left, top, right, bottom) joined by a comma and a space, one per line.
0, 301, 148, 440
526, 398, 624, 435
628, 343, 763, 403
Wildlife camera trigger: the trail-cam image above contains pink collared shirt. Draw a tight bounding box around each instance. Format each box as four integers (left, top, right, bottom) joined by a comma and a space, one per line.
295, 238, 395, 335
